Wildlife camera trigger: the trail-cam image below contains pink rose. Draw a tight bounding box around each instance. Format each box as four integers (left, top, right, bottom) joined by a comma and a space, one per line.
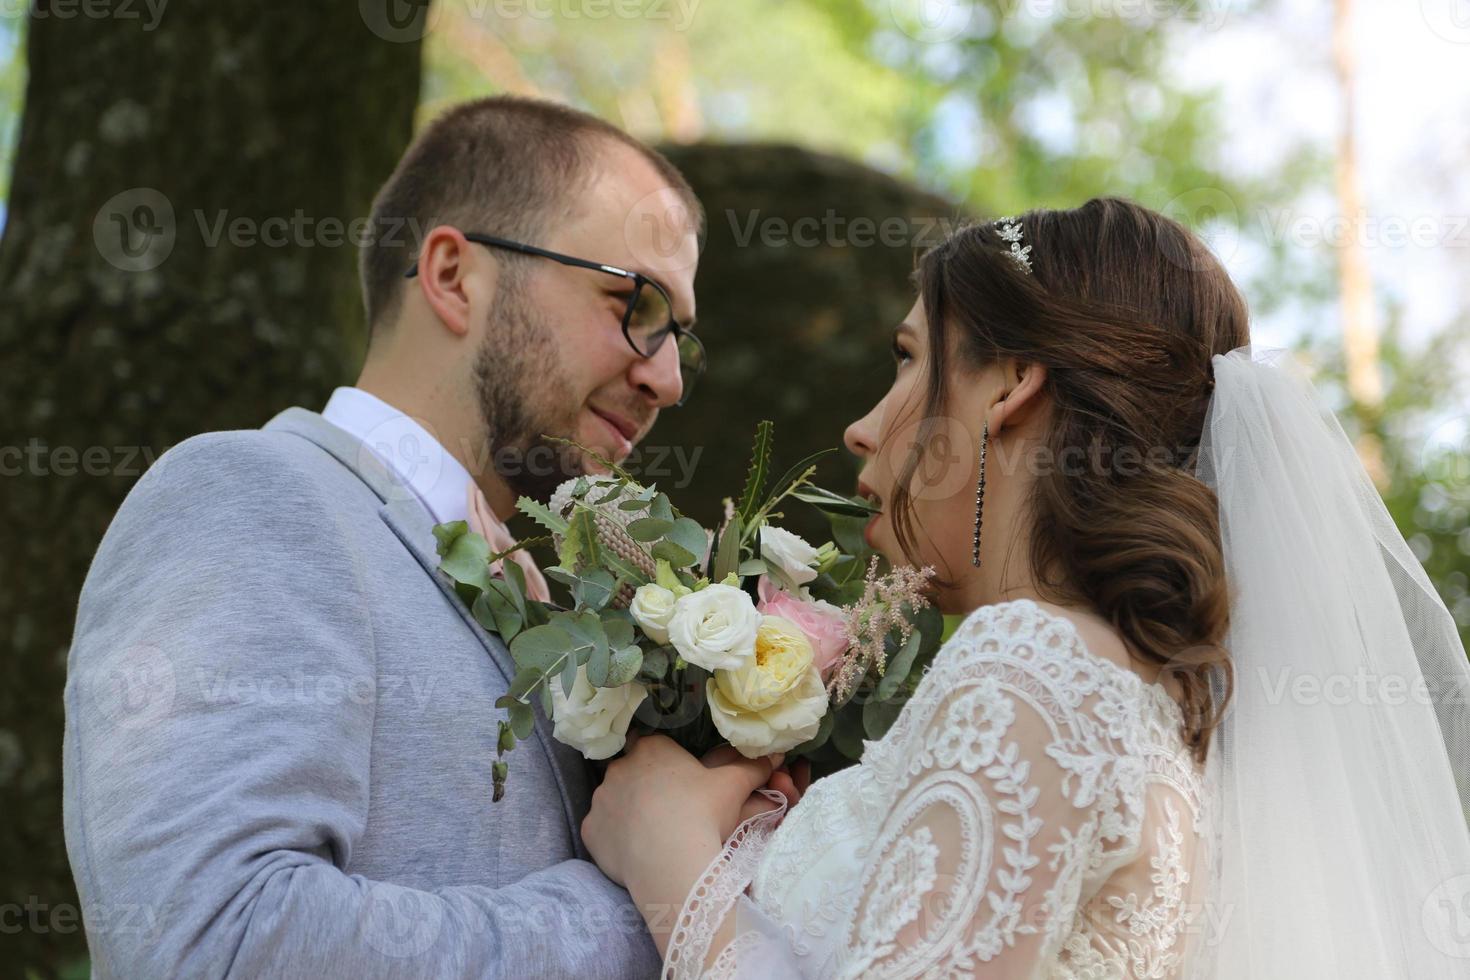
756, 576, 850, 682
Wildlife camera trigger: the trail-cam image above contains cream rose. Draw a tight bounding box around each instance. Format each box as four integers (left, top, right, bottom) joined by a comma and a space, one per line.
629, 583, 677, 645
707, 615, 828, 758
759, 525, 822, 586
667, 583, 760, 672
549, 664, 647, 760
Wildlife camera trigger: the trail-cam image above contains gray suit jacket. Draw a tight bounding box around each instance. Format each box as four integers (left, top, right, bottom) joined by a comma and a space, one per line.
62, 408, 661, 979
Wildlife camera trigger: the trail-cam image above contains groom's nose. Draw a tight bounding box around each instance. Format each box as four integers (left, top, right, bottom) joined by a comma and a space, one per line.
627, 338, 685, 409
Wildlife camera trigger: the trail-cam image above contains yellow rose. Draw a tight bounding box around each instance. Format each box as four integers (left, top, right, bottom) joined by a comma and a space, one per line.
716, 616, 814, 710
707, 615, 828, 758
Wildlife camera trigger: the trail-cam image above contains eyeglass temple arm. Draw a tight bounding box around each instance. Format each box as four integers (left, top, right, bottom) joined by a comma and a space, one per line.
404, 232, 634, 280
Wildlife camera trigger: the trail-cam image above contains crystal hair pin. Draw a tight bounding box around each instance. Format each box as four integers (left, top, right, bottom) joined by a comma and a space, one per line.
995, 216, 1033, 275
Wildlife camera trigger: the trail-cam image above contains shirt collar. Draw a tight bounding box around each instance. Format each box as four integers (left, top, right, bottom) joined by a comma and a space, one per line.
320, 386, 473, 526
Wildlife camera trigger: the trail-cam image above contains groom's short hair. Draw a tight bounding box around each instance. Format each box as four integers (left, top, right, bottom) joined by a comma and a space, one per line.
359, 95, 703, 335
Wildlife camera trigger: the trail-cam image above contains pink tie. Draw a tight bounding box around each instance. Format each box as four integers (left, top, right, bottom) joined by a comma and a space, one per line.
466, 484, 552, 603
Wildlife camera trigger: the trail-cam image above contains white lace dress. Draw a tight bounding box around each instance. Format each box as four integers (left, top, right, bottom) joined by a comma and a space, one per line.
663, 598, 1215, 980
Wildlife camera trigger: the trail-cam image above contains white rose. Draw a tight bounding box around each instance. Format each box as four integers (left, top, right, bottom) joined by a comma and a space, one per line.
667, 584, 760, 672
759, 525, 821, 586
708, 625, 829, 764
629, 583, 677, 645
549, 664, 647, 761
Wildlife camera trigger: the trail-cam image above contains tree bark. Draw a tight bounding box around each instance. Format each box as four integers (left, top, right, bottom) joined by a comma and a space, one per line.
0, 4, 422, 973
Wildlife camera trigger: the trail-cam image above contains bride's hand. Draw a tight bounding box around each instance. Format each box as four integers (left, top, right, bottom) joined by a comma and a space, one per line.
582, 735, 781, 892
700, 744, 808, 823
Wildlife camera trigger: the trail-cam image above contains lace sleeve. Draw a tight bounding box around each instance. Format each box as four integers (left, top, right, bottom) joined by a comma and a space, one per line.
662, 790, 789, 980
667, 603, 1153, 979
835, 615, 1133, 978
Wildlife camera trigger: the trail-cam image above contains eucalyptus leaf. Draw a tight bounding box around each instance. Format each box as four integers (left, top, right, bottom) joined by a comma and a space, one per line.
830, 706, 867, 759
559, 610, 608, 665
601, 615, 635, 650
506, 699, 535, 740
914, 605, 945, 658
475, 584, 524, 642
639, 646, 671, 678
828, 511, 869, 558
587, 640, 612, 687
509, 624, 571, 673
560, 653, 578, 697
571, 568, 616, 611
592, 482, 626, 505
508, 667, 542, 701
737, 558, 769, 577
543, 565, 580, 588
876, 629, 923, 700
605, 645, 643, 686
470, 590, 499, 633
862, 696, 905, 740
432, 520, 469, 558
439, 531, 492, 591
652, 539, 697, 567
665, 518, 709, 562
627, 517, 673, 541
649, 493, 674, 522
499, 560, 529, 619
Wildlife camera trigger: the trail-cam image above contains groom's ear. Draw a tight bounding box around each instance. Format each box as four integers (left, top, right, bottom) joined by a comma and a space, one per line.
414, 226, 486, 339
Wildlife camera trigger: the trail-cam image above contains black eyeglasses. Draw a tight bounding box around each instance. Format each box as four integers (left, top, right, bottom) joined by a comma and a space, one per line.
406, 232, 705, 406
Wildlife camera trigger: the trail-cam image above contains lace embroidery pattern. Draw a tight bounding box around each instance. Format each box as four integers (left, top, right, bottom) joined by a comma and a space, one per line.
663, 788, 788, 980
685, 599, 1209, 979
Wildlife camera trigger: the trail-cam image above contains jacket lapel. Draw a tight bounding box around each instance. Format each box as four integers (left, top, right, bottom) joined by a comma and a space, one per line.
264, 408, 588, 847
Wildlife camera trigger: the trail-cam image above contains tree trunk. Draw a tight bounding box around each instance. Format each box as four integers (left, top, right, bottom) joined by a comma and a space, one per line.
1333, 0, 1386, 486
0, 4, 422, 973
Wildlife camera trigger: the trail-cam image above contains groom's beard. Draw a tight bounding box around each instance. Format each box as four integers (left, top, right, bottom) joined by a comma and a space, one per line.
473, 281, 587, 504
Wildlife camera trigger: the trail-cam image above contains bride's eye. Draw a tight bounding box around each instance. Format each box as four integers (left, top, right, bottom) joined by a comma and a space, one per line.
891, 339, 913, 368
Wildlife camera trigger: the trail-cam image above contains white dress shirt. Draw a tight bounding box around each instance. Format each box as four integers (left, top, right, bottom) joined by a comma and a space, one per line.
321, 386, 552, 602
320, 386, 472, 525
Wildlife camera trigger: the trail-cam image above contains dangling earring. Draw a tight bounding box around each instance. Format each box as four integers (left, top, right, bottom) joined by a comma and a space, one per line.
972, 420, 988, 567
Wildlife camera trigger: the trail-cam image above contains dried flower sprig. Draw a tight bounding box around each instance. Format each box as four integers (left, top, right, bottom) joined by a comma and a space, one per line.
829, 557, 936, 702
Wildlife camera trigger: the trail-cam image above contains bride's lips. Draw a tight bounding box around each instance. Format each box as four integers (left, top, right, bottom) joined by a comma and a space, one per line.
590, 407, 637, 458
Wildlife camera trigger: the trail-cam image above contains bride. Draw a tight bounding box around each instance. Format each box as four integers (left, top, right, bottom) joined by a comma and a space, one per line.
581, 198, 1470, 978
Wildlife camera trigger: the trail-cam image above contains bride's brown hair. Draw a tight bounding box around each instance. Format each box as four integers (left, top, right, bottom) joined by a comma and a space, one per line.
891, 197, 1242, 763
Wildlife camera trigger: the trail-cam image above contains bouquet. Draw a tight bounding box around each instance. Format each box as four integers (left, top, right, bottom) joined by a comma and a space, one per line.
432, 421, 944, 800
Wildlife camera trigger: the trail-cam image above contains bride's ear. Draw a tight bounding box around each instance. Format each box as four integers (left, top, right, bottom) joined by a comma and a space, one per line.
990, 360, 1048, 432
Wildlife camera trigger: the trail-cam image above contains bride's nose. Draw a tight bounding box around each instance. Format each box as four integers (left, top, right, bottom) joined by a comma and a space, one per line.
844, 410, 877, 459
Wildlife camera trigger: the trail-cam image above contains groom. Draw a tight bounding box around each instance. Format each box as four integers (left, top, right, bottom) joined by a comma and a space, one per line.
63, 97, 702, 977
